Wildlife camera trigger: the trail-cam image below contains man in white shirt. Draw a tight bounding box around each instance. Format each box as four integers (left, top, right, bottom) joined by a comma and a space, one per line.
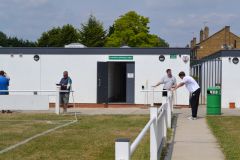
173, 71, 200, 120
152, 69, 177, 97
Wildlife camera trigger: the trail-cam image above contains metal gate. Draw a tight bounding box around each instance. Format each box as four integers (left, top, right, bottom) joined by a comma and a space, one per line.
191, 58, 222, 104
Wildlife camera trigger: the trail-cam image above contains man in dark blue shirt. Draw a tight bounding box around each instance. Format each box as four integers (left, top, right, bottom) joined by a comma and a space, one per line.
0, 71, 9, 95
0, 70, 11, 113
59, 71, 72, 113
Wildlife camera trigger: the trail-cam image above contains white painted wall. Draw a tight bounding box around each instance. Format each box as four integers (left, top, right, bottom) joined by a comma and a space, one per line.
134, 55, 190, 105
0, 54, 190, 105
222, 57, 240, 108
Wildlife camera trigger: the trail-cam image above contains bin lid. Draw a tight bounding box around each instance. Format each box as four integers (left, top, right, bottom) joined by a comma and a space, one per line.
207, 87, 221, 91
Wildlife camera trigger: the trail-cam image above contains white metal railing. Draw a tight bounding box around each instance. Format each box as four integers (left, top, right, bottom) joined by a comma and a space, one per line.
115, 90, 173, 160
0, 86, 74, 115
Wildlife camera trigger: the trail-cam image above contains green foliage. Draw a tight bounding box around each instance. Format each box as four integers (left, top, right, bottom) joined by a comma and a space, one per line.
0, 32, 8, 47
1, 12, 169, 48
105, 11, 169, 47
207, 116, 240, 160
79, 15, 106, 47
107, 25, 115, 37
37, 24, 80, 47
0, 31, 36, 47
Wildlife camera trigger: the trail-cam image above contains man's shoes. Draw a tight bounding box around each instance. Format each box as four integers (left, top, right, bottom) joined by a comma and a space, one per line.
188, 116, 197, 120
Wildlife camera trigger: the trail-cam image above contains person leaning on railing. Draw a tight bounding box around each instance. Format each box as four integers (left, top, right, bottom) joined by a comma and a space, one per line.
172, 71, 200, 120
0, 70, 11, 114
152, 69, 177, 97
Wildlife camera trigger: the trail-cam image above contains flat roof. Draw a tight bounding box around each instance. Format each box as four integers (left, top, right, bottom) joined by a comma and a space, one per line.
201, 50, 240, 60
0, 47, 190, 55
191, 50, 240, 66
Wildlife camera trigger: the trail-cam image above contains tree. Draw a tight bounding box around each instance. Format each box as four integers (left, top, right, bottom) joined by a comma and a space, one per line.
38, 24, 80, 47
0, 31, 36, 47
0, 31, 8, 47
107, 25, 115, 37
7, 37, 36, 47
79, 15, 106, 47
105, 11, 169, 47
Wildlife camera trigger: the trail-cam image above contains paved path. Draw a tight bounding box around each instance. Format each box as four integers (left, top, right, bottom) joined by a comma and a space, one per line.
171, 106, 225, 160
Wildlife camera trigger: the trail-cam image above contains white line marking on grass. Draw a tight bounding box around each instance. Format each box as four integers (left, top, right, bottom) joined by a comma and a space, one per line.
0, 120, 73, 122
0, 120, 78, 154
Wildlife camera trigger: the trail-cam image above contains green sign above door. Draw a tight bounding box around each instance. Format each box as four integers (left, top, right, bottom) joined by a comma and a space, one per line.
109, 56, 133, 60
170, 54, 177, 59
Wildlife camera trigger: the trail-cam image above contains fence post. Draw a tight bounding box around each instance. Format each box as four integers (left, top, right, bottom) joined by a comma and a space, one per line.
150, 88, 155, 107
166, 96, 172, 128
150, 106, 158, 160
169, 91, 174, 111
163, 109, 167, 139
55, 86, 60, 115
115, 138, 130, 160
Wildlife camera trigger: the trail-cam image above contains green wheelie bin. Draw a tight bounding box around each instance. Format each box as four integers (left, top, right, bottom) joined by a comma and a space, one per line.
207, 87, 221, 115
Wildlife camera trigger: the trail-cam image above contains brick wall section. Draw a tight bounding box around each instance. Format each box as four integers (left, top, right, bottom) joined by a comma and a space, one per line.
193, 26, 240, 59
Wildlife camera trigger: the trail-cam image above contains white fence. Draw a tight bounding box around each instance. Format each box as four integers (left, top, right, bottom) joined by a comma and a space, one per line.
115, 90, 173, 160
0, 86, 73, 115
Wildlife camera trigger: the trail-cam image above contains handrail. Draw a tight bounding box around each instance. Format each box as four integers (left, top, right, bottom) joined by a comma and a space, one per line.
130, 117, 156, 155
0, 90, 74, 93
0, 88, 75, 115
115, 90, 174, 160
130, 101, 168, 156
140, 90, 171, 92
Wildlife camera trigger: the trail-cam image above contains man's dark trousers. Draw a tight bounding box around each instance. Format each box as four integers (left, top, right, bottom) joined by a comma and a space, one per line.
190, 88, 201, 118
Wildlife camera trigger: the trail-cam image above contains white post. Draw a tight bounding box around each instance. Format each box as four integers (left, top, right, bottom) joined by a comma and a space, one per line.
150, 88, 155, 107
55, 86, 60, 115
115, 139, 130, 160
170, 92, 174, 112
163, 109, 167, 139
150, 107, 158, 160
166, 96, 172, 128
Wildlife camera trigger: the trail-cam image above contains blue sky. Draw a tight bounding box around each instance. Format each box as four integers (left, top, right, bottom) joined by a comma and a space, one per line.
0, 0, 240, 47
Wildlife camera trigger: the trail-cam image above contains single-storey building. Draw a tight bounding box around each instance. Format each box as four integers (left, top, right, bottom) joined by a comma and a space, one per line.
0, 47, 190, 109
191, 49, 240, 108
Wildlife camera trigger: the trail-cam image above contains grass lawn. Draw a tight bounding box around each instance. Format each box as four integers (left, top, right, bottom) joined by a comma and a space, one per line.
207, 116, 240, 160
0, 113, 150, 160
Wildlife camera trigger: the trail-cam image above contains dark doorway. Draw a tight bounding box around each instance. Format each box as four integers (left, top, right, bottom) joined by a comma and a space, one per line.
108, 62, 126, 103
97, 62, 135, 104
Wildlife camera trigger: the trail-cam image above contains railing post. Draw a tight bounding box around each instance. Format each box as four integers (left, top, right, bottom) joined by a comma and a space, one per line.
163, 109, 167, 139
115, 138, 130, 160
150, 107, 158, 160
169, 91, 174, 111
55, 86, 60, 115
150, 88, 155, 107
166, 97, 172, 128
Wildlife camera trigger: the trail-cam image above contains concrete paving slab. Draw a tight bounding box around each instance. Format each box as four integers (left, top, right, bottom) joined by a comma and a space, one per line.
171, 106, 225, 160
